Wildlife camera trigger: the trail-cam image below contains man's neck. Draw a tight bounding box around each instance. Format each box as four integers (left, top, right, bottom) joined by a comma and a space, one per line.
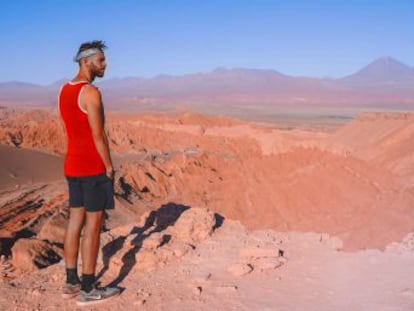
73, 70, 95, 83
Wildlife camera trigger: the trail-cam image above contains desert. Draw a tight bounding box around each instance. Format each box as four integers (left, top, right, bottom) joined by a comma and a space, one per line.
2, 1, 414, 309
1, 104, 414, 310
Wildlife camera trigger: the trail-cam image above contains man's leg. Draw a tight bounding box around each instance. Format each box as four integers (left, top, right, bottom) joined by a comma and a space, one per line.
76, 175, 121, 305
64, 207, 86, 283
77, 208, 120, 306
80, 210, 104, 292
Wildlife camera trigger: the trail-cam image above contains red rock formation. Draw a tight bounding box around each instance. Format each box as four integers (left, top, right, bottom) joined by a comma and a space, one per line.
1, 108, 414, 252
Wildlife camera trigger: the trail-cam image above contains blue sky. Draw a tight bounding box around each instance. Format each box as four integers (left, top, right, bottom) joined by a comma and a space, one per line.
0, 0, 413, 84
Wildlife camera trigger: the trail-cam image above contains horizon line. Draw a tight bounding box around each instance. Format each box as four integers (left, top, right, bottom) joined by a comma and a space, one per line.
0, 55, 412, 86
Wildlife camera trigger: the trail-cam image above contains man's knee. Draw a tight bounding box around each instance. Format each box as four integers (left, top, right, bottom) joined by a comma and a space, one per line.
67, 208, 85, 230
84, 211, 104, 234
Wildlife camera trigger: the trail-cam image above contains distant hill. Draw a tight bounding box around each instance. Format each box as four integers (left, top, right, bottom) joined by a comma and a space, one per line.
1, 57, 414, 109
339, 57, 414, 92
0, 81, 41, 90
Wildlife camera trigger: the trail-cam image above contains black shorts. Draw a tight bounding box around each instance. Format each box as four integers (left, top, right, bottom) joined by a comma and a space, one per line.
66, 173, 115, 212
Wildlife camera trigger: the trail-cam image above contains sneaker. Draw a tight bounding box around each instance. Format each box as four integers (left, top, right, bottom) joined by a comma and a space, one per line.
76, 286, 121, 306
61, 282, 81, 299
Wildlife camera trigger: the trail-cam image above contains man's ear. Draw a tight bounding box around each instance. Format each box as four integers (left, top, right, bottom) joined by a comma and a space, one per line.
80, 58, 88, 67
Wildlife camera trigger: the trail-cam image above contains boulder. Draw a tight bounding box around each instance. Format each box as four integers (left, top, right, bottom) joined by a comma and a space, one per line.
11, 238, 62, 271
169, 208, 216, 244
37, 212, 68, 244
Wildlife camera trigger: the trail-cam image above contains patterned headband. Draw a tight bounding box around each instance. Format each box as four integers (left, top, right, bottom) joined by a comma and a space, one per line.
73, 48, 103, 62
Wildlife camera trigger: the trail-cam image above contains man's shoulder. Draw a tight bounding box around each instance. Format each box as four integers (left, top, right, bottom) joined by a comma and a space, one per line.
80, 84, 102, 110
82, 84, 101, 96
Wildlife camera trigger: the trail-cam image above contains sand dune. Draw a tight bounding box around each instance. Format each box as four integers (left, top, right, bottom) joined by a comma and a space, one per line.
0, 144, 63, 190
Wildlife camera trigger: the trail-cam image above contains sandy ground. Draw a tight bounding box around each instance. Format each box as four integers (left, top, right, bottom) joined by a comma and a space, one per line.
1, 219, 414, 311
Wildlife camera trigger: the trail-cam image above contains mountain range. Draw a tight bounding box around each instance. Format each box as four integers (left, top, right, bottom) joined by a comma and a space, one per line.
1, 57, 414, 109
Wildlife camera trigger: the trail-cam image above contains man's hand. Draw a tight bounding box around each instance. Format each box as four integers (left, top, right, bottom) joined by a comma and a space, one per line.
106, 167, 115, 179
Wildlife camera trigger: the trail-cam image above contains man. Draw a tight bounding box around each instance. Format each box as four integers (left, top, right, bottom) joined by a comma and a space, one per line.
58, 40, 120, 306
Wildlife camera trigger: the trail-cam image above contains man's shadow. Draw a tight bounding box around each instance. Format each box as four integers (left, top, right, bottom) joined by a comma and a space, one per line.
96, 202, 192, 287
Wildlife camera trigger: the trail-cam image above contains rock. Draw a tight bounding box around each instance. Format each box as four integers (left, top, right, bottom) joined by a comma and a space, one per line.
252, 257, 284, 271
215, 284, 238, 294
133, 299, 146, 306
240, 247, 279, 259
141, 233, 164, 249
171, 242, 193, 258
154, 247, 175, 263
386, 232, 414, 252
37, 212, 68, 244
193, 286, 202, 296
136, 288, 152, 298
169, 208, 216, 244
227, 263, 253, 277
11, 238, 62, 271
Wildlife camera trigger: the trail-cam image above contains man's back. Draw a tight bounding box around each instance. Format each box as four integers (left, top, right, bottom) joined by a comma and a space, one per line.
59, 81, 105, 177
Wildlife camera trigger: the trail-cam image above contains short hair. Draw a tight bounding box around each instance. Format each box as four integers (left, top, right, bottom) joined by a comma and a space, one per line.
74, 40, 107, 63
77, 40, 107, 55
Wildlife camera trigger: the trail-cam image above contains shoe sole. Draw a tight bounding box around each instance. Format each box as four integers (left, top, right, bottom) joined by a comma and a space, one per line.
76, 293, 119, 307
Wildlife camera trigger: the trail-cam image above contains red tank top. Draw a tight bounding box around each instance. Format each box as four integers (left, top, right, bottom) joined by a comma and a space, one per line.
58, 81, 105, 177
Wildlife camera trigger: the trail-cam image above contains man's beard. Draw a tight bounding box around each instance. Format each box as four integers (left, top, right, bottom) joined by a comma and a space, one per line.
95, 70, 105, 78
91, 64, 105, 78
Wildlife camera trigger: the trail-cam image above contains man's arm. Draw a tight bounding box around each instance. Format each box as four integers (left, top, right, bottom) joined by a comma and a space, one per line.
81, 85, 114, 178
